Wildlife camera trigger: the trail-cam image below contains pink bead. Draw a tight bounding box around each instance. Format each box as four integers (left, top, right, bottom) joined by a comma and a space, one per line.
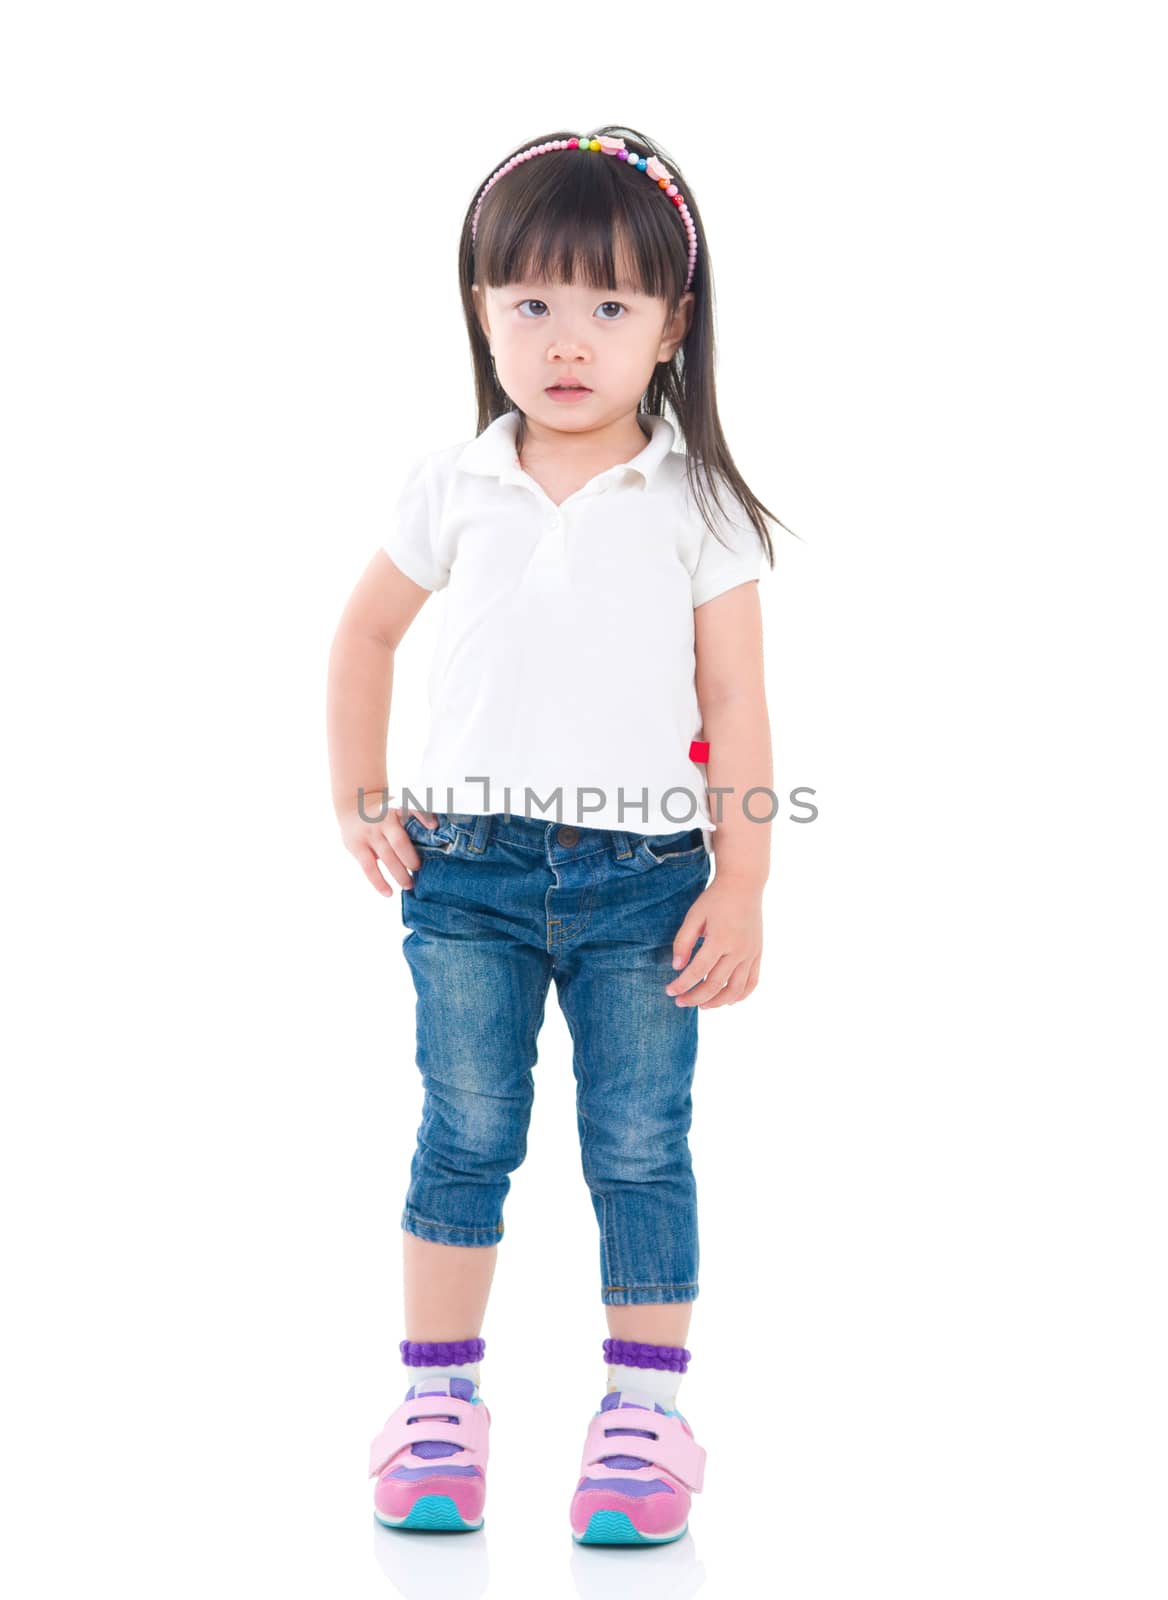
472, 135, 698, 286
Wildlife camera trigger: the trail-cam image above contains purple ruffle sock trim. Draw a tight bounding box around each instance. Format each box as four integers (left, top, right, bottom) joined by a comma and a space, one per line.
603, 1337, 690, 1373
400, 1337, 485, 1367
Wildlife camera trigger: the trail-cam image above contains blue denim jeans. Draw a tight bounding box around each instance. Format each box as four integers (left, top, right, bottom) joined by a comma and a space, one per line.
397, 810, 713, 1306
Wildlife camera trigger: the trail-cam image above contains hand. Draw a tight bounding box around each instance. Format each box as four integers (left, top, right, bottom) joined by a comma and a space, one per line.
336, 788, 439, 899
665, 877, 763, 1008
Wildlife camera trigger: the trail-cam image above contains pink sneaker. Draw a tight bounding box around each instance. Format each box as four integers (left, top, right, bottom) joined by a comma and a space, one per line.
369, 1377, 490, 1531
569, 1388, 707, 1544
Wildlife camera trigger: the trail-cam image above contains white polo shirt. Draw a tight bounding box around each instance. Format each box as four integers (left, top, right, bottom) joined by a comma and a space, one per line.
383, 409, 764, 834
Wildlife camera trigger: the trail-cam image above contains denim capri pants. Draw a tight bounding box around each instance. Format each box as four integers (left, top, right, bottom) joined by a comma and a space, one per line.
396, 810, 713, 1307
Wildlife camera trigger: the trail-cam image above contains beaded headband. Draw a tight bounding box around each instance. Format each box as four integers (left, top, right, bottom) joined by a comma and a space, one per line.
470, 135, 697, 294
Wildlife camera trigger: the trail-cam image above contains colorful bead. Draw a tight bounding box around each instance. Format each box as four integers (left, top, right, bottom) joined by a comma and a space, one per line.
471, 132, 697, 291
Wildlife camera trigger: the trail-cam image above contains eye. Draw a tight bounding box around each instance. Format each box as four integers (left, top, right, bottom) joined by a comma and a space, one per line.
515, 299, 628, 320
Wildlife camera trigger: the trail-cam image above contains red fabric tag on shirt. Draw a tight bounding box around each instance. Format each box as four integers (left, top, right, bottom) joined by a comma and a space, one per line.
689, 739, 710, 763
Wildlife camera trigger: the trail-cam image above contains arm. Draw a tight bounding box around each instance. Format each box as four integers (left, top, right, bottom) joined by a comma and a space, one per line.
693, 580, 772, 887
666, 578, 770, 1007
327, 550, 437, 893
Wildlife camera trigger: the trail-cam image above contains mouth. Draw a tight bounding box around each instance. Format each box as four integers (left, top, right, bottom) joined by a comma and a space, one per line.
546, 382, 592, 392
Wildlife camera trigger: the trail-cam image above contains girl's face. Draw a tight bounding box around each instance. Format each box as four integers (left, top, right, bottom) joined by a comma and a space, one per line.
472, 276, 692, 433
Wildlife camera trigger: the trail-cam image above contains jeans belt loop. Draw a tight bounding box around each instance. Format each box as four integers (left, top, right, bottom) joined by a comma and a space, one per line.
611, 829, 633, 861
469, 814, 494, 855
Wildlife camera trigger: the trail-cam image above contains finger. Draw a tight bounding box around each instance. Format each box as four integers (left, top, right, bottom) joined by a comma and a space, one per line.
380, 826, 424, 879
372, 834, 416, 890
700, 960, 752, 1008
389, 811, 427, 870
672, 953, 735, 1006
356, 846, 395, 898
395, 806, 440, 832
693, 961, 738, 1008
665, 938, 717, 996
670, 911, 707, 973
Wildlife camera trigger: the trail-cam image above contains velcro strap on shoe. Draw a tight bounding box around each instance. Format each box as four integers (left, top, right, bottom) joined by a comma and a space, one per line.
368, 1394, 489, 1479
579, 1406, 706, 1493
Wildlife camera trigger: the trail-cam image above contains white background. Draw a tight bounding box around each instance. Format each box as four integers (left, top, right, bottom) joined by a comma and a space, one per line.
3, 3, 1164, 1597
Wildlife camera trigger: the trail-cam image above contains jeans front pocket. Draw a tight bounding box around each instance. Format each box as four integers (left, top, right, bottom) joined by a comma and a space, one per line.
639, 826, 709, 865
403, 812, 460, 854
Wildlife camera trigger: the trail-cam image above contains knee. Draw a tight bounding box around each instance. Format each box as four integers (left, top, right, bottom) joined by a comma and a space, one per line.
580, 1119, 690, 1187
420, 1077, 534, 1174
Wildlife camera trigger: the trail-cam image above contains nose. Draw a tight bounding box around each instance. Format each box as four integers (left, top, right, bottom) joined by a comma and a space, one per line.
548, 327, 591, 358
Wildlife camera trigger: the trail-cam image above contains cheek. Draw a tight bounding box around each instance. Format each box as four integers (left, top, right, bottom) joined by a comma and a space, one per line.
622, 336, 661, 371
495, 328, 535, 359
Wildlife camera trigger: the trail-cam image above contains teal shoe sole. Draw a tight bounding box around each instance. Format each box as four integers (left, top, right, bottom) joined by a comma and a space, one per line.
375, 1494, 483, 1532
573, 1509, 688, 1545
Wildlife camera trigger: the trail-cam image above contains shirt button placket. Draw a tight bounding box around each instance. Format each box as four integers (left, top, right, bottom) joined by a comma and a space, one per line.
533, 506, 567, 585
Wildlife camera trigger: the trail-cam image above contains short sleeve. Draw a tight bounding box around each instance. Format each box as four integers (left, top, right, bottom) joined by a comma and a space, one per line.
690, 492, 764, 608
382, 453, 450, 592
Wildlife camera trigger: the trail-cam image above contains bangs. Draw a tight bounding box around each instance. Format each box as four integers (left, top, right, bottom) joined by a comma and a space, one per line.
460, 127, 787, 563
472, 145, 685, 305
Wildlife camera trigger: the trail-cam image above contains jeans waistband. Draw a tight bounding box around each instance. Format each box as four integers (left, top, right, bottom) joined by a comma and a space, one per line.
449, 812, 636, 862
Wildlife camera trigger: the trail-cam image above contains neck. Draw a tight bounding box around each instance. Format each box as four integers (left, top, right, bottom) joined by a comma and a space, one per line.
515, 410, 650, 470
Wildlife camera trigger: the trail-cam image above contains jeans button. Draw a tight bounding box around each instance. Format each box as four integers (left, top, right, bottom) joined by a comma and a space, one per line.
557, 826, 580, 847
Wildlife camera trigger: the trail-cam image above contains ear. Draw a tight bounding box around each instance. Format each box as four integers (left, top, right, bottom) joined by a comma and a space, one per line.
658, 291, 695, 361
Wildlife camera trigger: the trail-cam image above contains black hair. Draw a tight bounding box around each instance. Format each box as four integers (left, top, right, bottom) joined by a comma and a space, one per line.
458, 124, 800, 564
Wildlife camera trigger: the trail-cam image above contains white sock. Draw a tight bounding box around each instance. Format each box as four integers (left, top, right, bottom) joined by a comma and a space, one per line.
408, 1360, 482, 1395
606, 1362, 680, 1411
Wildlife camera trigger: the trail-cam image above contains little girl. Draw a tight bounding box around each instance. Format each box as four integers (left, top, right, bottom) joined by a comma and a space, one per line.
327, 124, 788, 1545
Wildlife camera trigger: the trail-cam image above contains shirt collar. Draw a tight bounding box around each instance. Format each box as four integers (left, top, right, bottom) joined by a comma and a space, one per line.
455, 409, 676, 491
